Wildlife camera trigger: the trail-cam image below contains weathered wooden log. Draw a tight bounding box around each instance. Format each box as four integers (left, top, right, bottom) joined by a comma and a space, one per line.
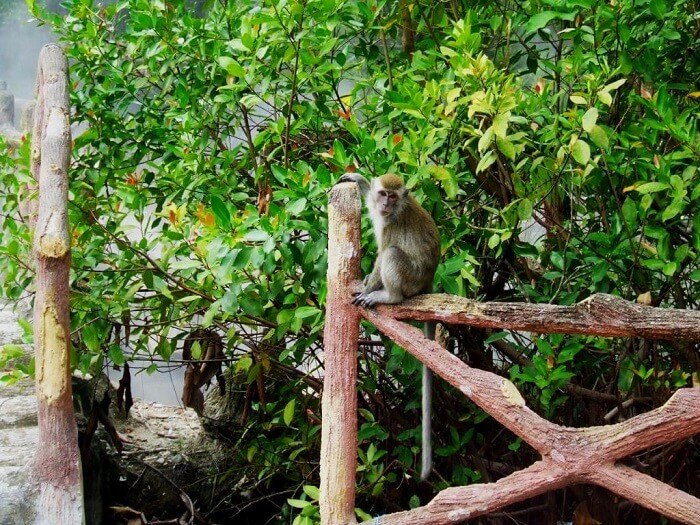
320, 182, 362, 525
32, 44, 84, 525
379, 292, 700, 341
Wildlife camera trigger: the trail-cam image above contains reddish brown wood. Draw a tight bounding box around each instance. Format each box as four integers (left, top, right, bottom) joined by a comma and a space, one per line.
382, 293, 700, 341
32, 44, 84, 523
320, 182, 362, 525
356, 311, 700, 525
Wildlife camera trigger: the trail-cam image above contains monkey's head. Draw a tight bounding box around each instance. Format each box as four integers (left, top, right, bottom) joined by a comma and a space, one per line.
371, 174, 408, 219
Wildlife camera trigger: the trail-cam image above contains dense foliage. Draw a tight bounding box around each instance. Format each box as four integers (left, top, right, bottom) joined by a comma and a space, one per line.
1, 0, 698, 522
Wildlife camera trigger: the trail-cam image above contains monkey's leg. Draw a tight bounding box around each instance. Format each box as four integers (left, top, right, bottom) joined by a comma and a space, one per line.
353, 247, 409, 307
421, 321, 435, 481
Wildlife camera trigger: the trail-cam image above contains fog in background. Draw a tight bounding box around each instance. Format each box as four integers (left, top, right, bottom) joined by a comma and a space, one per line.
0, 0, 59, 126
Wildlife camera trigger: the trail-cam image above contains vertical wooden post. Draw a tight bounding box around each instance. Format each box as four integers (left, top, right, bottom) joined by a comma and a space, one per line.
32, 44, 84, 524
320, 183, 362, 525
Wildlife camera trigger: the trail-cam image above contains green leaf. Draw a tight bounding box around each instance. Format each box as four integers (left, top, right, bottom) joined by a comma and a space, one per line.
484, 331, 508, 344
634, 182, 669, 194
650, 0, 667, 18
525, 11, 561, 33
1, 344, 25, 359
550, 251, 565, 271
210, 195, 231, 229
218, 56, 246, 78
108, 344, 126, 365
517, 198, 533, 221
581, 107, 598, 132
476, 151, 497, 173
287, 498, 311, 509
302, 485, 320, 500
571, 139, 591, 165
295, 306, 321, 319
283, 398, 295, 426
495, 136, 516, 161
661, 199, 685, 222
621, 197, 637, 228
588, 124, 609, 149
478, 127, 494, 153
570, 95, 588, 105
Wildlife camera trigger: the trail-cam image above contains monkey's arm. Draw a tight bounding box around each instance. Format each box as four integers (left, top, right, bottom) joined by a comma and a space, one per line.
337, 172, 370, 196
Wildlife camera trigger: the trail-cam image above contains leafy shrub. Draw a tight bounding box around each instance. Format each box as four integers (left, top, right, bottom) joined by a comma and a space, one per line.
0, 0, 697, 521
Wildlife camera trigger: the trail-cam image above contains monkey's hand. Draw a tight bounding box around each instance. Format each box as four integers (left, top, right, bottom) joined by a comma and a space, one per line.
336, 172, 370, 194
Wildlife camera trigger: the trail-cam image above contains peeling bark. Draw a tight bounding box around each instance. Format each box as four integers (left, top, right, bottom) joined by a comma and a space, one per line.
32, 44, 84, 524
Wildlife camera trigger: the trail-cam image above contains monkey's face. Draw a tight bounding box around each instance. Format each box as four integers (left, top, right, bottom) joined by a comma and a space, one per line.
376, 188, 401, 217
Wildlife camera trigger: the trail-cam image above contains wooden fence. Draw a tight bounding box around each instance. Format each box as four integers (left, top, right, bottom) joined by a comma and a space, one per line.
321, 182, 700, 525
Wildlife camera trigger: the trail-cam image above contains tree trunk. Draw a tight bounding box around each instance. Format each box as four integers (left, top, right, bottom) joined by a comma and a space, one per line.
32, 44, 84, 525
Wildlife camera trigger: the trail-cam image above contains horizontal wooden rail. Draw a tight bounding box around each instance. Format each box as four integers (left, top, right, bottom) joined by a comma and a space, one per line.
377, 292, 700, 340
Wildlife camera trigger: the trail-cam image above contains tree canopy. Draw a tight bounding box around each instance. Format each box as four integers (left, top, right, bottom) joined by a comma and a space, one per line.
1, 0, 698, 522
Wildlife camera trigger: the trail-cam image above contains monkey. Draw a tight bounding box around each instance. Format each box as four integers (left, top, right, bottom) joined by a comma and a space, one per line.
337, 171, 440, 480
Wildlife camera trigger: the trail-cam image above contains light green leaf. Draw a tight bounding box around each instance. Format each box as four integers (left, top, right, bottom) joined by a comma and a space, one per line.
287, 498, 311, 509
517, 198, 533, 221
492, 112, 509, 137
604, 78, 627, 92
662, 261, 677, 276
245, 229, 271, 242
286, 198, 307, 217
495, 136, 515, 160
571, 139, 591, 165
588, 124, 609, 149
476, 151, 496, 174
570, 95, 588, 105
525, 11, 562, 33
634, 182, 669, 194
661, 199, 685, 222
283, 399, 295, 426
295, 306, 321, 319
218, 56, 246, 78
478, 127, 494, 153
302, 485, 320, 500
429, 166, 458, 199
581, 107, 598, 132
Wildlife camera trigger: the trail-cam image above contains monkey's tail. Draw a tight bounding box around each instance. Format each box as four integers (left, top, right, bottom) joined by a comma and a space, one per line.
420, 322, 435, 481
